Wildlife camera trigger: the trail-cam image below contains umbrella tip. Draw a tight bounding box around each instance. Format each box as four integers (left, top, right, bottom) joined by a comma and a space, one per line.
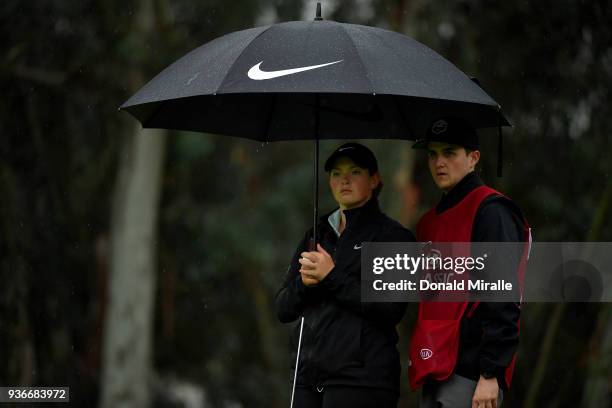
315, 2, 323, 21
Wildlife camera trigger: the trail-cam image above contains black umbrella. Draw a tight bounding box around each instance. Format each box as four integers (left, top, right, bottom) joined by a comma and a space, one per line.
121, 2, 509, 241
121, 5, 510, 405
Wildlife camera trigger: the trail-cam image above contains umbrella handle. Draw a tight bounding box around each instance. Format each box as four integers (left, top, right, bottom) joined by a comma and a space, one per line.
290, 316, 305, 408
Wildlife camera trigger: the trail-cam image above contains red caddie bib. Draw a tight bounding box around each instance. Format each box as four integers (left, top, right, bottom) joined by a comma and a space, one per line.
408, 185, 530, 390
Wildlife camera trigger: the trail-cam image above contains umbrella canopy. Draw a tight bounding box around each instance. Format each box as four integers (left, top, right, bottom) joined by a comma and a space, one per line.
121, 16, 509, 141
120, 4, 511, 250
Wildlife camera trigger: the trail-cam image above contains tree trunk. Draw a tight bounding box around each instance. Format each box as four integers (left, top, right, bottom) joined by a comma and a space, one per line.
99, 125, 166, 408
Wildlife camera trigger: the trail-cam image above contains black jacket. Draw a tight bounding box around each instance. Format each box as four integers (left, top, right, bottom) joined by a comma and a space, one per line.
275, 198, 415, 392
435, 172, 525, 389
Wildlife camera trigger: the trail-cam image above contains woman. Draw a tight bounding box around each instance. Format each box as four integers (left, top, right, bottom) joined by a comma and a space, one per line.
275, 142, 415, 408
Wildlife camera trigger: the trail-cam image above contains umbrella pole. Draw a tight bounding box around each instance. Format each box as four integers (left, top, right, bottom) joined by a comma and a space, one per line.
289, 94, 320, 408
313, 137, 319, 247
312, 94, 320, 249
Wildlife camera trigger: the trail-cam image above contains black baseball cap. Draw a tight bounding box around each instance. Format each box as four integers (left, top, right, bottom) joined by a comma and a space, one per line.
324, 142, 378, 173
412, 117, 479, 150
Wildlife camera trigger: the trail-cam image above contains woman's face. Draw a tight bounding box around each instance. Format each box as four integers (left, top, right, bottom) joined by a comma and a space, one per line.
328, 156, 380, 210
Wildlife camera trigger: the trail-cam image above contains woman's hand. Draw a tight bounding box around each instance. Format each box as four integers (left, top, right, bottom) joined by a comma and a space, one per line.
300, 275, 319, 286
299, 244, 335, 286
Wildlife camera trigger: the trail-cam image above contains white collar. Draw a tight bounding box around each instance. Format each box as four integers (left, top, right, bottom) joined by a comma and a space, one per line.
327, 209, 342, 237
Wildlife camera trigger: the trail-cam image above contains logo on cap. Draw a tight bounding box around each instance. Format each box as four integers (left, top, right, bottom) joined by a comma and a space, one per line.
431, 120, 448, 135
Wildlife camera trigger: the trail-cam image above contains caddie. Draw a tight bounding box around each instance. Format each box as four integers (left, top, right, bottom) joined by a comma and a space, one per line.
409, 117, 531, 408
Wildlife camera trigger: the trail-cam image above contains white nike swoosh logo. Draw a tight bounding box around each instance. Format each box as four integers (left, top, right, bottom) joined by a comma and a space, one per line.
247, 60, 343, 80
354, 243, 363, 250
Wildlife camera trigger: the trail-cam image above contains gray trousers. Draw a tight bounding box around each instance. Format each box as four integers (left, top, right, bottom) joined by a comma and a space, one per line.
419, 375, 503, 408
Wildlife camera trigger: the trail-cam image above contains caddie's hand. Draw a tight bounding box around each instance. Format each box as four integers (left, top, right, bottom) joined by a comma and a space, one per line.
299, 244, 335, 283
472, 376, 499, 408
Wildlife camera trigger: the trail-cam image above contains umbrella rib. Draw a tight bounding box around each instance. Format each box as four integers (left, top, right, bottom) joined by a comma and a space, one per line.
339, 24, 375, 93
365, 26, 440, 100
215, 24, 276, 94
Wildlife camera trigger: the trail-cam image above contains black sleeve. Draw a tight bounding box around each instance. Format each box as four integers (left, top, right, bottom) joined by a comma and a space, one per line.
274, 230, 321, 323
472, 196, 524, 244
318, 225, 416, 327
472, 197, 524, 376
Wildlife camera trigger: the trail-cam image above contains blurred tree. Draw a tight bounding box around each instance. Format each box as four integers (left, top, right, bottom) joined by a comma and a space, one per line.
99, 0, 168, 405
100, 125, 166, 408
